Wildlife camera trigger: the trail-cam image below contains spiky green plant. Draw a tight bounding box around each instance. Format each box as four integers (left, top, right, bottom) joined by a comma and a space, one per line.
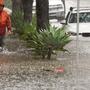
28, 25, 71, 59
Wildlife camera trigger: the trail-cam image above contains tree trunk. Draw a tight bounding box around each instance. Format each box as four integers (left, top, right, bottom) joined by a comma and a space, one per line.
12, 0, 22, 12
61, 0, 66, 18
36, 0, 49, 32
22, 0, 33, 22
12, 0, 23, 29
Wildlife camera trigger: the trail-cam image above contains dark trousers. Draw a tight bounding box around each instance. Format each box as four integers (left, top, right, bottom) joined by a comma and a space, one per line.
0, 36, 4, 47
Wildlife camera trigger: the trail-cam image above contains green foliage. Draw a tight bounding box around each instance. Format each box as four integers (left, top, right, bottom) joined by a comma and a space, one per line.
12, 10, 71, 59
19, 18, 36, 40
27, 25, 71, 59
11, 11, 24, 35
11, 11, 36, 40
5, 0, 12, 9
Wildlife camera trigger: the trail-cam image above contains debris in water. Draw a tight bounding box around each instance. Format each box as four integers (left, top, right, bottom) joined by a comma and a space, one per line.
54, 67, 64, 73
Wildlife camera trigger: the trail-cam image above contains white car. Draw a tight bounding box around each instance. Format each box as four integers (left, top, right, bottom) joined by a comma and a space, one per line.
62, 7, 90, 37
33, 0, 64, 20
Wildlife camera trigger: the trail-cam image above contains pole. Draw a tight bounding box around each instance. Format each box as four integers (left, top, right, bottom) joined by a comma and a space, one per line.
76, 0, 80, 62
76, 0, 80, 87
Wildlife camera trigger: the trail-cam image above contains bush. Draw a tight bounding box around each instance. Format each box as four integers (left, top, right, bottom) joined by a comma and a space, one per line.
12, 11, 71, 60
11, 11, 36, 40
27, 25, 71, 59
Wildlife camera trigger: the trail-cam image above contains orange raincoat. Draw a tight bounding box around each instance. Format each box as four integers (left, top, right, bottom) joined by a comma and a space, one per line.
0, 10, 11, 36
0, 0, 11, 36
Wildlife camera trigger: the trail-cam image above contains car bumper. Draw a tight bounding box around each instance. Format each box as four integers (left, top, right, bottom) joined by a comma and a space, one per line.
68, 31, 90, 37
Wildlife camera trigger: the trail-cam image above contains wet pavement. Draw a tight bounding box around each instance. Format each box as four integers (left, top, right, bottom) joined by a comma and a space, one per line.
0, 36, 90, 90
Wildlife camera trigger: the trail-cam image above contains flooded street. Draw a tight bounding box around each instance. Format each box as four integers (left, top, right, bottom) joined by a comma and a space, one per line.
0, 36, 90, 90
0, 0, 90, 90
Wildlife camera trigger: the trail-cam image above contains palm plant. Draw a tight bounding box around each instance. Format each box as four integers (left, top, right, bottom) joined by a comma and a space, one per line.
29, 25, 71, 59
11, 10, 36, 40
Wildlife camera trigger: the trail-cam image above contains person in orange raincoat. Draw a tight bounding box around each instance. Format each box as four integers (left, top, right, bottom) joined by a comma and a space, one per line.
0, 0, 11, 51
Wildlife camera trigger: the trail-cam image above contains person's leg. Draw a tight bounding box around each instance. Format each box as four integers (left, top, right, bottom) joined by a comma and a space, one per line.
0, 36, 4, 51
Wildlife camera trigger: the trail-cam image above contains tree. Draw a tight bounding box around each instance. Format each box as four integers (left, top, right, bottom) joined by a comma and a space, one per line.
36, 0, 49, 31
12, 0, 24, 31
12, 0, 49, 31
12, 0, 22, 12
22, 0, 33, 22
61, 0, 66, 18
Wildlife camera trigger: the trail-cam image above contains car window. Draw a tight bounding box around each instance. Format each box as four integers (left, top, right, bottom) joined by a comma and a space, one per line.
69, 13, 77, 23
69, 12, 90, 23
85, 13, 90, 22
